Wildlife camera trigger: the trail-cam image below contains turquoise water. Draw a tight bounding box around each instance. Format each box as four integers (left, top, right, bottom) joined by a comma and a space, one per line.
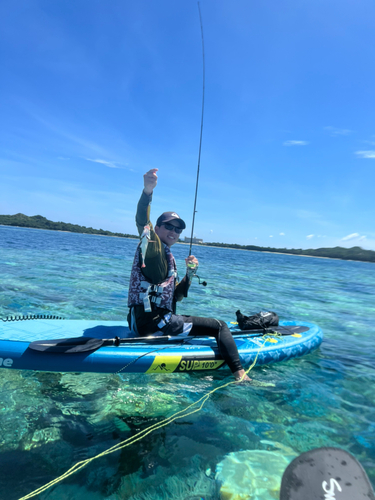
1, 225, 374, 499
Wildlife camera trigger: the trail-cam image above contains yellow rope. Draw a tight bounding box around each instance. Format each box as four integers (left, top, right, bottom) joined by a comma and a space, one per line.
18, 334, 277, 500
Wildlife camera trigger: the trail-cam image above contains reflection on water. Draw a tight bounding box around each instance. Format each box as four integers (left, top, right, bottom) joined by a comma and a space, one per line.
0, 226, 374, 499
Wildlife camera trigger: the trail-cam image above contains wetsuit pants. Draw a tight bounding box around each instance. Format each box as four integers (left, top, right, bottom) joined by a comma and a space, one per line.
182, 316, 244, 374
129, 308, 244, 374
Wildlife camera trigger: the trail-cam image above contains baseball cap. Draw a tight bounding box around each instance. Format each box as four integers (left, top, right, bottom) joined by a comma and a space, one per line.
156, 212, 186, 229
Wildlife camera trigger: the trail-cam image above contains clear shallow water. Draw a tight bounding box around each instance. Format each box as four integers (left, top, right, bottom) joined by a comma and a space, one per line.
0, 225, 374, 499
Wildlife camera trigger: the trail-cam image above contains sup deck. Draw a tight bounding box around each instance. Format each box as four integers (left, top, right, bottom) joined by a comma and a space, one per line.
0, 319, 323, 374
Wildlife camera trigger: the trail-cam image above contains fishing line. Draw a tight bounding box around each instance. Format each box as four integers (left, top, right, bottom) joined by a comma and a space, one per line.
17, 334, 278, 500
18, 8, 217, 499
115, 337, 189, 374
188, 1, 205, 258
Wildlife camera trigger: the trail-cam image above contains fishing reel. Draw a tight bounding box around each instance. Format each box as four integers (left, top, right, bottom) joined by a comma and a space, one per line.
186, 262, 207, 287
194, 275, 207, 287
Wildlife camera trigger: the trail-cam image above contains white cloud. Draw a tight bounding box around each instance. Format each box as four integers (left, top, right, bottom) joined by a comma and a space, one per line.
355, 151, 375, 159
279, 232, 285, 236
342, 233, 361, 241
306, 234, 314, 239
341, 233, 366, 241
57, 156, 70, 160
269, 235, 273, 238
324, 126, 352, 136
283, 140, 309, 146
85, 158, 124, 169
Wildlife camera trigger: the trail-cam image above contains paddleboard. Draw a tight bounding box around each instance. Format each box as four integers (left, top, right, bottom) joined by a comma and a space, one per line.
0, 319, 323, 374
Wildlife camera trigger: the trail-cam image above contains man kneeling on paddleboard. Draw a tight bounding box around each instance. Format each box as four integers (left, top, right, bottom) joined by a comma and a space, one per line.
127, 168, 250, 382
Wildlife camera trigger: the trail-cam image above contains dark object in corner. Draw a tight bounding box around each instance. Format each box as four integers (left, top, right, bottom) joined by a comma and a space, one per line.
280, 447, 375, 500
236, 310, 279, 330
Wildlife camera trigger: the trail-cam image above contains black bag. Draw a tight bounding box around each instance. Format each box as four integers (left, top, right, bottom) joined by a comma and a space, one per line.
236, 310, 279, 330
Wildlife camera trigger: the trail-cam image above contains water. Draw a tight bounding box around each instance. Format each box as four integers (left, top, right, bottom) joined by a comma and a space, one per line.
1, 225, 374, 499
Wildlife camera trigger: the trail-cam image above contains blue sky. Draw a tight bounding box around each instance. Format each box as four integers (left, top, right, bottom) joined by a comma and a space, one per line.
1, 0, 374, 250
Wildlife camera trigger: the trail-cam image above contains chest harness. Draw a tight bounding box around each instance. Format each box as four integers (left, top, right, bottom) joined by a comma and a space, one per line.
128, 243, 178, 314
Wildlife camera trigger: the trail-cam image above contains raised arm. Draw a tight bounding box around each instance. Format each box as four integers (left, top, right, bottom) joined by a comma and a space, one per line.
134, 169, 168, 282
135, 168, 159, 236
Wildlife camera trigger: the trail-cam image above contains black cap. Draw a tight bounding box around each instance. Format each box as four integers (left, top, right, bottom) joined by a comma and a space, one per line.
156, 212, 186, 229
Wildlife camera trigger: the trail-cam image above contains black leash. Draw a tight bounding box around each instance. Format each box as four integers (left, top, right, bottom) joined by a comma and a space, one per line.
1, 314, 64, 322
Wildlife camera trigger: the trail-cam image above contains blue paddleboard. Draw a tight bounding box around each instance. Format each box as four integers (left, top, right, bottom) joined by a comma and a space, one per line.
0, 319, 323, 374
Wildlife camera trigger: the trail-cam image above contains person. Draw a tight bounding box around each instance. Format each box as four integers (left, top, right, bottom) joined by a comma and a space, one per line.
127, 168, 250, 382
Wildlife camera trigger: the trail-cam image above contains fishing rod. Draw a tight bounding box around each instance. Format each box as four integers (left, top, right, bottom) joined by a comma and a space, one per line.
187, 2, 207, 288
188, 1, 205, 258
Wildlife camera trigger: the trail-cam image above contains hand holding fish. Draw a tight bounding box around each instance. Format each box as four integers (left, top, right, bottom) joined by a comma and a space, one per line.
143, 168, 158, 195
140, 224, 154, 268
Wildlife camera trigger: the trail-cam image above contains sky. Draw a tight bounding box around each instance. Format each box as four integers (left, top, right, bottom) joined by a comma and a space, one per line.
1, 0, 374, 250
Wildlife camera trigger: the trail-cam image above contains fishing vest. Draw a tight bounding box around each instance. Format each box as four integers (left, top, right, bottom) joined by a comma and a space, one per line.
128, 243, 178, 312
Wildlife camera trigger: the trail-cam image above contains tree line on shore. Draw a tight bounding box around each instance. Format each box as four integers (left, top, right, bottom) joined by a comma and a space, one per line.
204, 241, 375, 263
0, 213, 138, 239
1, 213, 374, 263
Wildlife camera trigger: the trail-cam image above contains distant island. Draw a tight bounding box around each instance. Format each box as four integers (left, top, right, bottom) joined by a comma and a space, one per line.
1, 213, 374, 263
204, 241, 375, 263
0, 213, 138, 239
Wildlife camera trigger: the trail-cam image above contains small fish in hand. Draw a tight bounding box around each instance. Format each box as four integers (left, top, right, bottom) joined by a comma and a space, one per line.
140, 224, 154, 268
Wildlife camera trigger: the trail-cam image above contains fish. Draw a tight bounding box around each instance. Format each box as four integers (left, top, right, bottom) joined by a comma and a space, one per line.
140, 224, 154, 268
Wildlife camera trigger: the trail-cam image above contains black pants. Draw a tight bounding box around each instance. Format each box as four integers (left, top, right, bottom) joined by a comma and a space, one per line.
129, 308, 244, 374
163, 314, 244, 374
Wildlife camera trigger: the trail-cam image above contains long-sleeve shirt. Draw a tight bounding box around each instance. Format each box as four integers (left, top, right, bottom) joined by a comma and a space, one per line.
129, 190, 189, 333
134, 190, 169, 285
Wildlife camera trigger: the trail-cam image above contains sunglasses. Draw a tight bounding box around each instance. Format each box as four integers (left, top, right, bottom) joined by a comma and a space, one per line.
162, 222, 183, 234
